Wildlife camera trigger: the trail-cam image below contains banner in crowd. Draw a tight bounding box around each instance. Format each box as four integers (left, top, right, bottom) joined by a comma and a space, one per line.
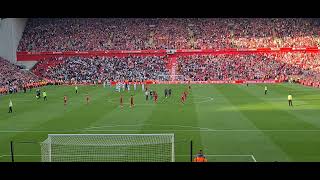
17, 47, 320, 61
154, 80, 281, 84
55, 80, 282, 86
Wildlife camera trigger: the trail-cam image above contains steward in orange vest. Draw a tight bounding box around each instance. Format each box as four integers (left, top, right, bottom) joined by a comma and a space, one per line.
193, 150, 208, 162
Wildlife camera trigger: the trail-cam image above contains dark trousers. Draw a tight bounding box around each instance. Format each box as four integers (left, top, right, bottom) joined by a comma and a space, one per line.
265, 90, 267, 95
76, 90, 78, 94
8, 107, 12, 113
146, 95, 148, 101
44, 96, 47, 101
289, 100, 293, 106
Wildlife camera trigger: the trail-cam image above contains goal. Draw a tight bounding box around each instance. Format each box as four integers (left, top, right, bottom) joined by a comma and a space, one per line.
40, 134, 175, 162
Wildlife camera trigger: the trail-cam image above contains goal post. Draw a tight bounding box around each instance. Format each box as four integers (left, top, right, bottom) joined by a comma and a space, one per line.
41, 134, 175, 162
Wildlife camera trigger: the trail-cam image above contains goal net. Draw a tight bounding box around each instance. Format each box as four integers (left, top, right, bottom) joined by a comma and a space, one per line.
40, 134, 175, 162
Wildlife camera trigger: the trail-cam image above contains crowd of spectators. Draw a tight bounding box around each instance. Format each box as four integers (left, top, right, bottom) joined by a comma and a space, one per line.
0, 57, 41, 94
12, 18, 320, 89
265, 52, 320, 87
18, 18, 320, 52
32, 52, 320, 88
175, 52, 320, 88
35, 56, 170, 83
175, 54, 304, 81
265, 52, 320, 73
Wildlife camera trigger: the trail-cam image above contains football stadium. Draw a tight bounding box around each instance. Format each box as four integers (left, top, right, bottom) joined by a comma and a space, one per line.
1, 18, 320, 162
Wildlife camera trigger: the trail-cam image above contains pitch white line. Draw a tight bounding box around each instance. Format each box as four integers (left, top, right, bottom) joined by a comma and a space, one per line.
0, 154, 254, 157
1, 129, 320, 133
84, 124, 212, 131
0, 128, 85, 133
84, 124, 150, 130
0, 154, 257, 162
0, 155, 39, 157
251, 155, 257, 162
0, 123, 320, 133
82, 124, 320, 132
186, 155, 253, 157
81, 129, 320, 132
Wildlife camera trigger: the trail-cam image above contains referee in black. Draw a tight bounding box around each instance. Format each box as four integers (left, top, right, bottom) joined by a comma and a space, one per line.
164, 88, 168, 98
8, 99, 13, 113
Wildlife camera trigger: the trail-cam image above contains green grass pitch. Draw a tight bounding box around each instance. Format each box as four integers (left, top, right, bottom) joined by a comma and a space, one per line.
1, 83, 320, 162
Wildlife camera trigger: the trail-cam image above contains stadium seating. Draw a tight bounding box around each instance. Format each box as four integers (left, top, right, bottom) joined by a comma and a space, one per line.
34, 56, 170, 83
11, 18, 320, 89
175, 54, 303, 81
0, 57, 41, 93
17, 18, 320, 51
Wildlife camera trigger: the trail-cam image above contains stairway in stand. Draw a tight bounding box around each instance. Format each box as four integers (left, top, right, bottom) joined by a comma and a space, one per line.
167, 55, 177, 81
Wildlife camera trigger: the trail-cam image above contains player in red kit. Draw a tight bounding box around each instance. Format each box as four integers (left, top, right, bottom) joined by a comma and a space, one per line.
181, 93, 185, 104
180, 93, 185, 112
154, 91, 158, 103
184, 91, 188, 100
64, 95, 68, 106
130, 95, 134, 108
120, 94, 123, 108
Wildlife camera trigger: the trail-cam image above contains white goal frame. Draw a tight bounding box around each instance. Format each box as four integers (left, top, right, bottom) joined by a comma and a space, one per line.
41, 134, 175, 162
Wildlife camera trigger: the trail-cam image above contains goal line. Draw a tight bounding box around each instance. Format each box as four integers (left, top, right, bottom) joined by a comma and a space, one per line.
177, 154, 257, 162
0, 154, 257, 162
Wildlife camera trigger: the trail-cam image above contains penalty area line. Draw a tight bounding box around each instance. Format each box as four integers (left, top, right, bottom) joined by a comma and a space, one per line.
0, 154, 254, 157
1, 129, 320, 133
251, 155, 257, 162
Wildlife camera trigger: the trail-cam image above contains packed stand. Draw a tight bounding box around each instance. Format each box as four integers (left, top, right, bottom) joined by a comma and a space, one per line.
175, 54, 304, 81
18, 18, 320, 52
0, 57, 42, 94
265, 52, 320, 87
265, 52, 320, 73
35, 56, 170, 83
